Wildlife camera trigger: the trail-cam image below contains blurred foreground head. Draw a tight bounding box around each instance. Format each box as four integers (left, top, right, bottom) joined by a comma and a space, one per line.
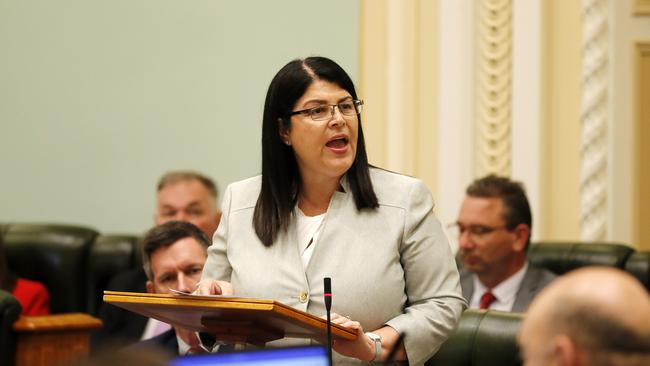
518, 267, 650, 366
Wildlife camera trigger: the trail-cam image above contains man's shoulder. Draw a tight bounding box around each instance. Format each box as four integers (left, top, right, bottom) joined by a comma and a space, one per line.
526, 263, 558, 285
132, 328, 178, 354
458, 267, 472, 279
511, 263, 558, 312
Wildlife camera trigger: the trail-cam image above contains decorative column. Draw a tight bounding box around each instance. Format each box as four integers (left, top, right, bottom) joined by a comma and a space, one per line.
580, 0, 608, 241
359, 0, 439, 186
476, 0, 512, 177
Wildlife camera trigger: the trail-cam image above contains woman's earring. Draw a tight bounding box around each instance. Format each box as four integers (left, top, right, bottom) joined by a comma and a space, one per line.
284, 140, 291, 146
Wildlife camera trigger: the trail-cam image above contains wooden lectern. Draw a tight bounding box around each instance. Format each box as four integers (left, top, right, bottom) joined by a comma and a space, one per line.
103, 291, 357, 346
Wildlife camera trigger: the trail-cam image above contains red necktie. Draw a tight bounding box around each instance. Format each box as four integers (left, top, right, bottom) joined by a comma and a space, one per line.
479, 291, 497, 309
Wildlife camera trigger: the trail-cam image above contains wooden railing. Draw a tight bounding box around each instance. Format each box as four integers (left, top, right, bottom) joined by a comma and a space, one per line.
13, 313, 102, 366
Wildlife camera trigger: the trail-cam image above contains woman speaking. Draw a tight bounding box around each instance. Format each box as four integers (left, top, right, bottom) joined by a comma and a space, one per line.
197, 56, 465, 365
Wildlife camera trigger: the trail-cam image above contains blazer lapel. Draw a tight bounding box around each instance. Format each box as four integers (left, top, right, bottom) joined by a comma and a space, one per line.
459, 269, 474, 303
512, 265, 539, 312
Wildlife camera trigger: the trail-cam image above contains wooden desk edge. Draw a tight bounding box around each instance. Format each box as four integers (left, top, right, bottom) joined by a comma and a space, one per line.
14, 313, 103, 332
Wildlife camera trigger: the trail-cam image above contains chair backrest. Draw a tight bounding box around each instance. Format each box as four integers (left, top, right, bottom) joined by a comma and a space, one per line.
0, 290, 21, 366
87, 234, 141, 316
427, 309, 523, 366
528, 242, 635, 275
3, 223, 99, 313
624, 251, 650, 291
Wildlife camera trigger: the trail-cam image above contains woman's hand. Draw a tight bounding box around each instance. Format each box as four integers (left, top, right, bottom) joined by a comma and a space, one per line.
322, 313, 376, 361
194, 279, 234, 296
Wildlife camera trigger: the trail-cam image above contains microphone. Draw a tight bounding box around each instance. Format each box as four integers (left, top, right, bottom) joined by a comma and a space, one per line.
324, 277, 332, 366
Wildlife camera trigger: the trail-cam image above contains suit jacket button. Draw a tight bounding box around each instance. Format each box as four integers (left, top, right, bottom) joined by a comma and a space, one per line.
299, 291, 308, 303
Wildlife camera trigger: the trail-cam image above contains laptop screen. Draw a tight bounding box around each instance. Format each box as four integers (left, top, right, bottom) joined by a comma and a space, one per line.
171, 345, 330, 366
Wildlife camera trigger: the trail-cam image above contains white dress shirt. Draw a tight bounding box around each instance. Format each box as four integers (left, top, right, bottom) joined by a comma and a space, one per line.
177, 332, 225, 355
140, 317, 171, 340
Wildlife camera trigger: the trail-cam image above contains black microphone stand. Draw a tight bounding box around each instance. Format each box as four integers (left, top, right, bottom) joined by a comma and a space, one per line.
324, 277, 332, 366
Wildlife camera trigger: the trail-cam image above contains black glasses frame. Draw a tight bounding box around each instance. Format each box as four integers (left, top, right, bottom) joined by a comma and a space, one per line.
288, 99, 363, 121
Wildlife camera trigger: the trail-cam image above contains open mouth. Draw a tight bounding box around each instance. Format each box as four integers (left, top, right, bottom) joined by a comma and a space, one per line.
325, 137, 349, 149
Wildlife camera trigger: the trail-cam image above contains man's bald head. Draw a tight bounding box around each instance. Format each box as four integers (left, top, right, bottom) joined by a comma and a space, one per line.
518, 267, 650, 366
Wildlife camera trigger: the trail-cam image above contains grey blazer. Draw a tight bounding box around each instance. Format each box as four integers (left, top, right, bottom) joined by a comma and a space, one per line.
460, 264, 557, 312
202, 168, 466, 365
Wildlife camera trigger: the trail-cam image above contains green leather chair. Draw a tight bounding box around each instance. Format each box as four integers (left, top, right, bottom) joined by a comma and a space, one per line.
87, 234, 142, 316
528, 241, 635, 275
624, 251, 650, 291
0, 290, 21, 366
427, 309, 523, 366
3, 223, 99, 313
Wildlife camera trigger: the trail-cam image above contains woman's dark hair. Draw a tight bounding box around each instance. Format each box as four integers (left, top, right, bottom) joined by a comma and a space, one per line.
0, 235, 18, 292
254, 56, 378, 246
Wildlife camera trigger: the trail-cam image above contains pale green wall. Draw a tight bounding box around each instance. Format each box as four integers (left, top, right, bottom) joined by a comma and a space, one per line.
0, 0, 359, 233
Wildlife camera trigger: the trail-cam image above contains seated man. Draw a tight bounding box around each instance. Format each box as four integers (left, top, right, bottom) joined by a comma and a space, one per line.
518, 267, 650, 366
96, 171, 220, 347
455, 175, 556, 311
135, 220, 218, 355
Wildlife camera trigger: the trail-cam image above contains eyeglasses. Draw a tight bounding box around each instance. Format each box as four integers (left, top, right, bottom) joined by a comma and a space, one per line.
447, 223, 511, 241
289, 99, 363, 121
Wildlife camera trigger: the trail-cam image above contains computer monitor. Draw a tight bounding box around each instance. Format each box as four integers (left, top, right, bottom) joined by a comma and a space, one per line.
171, 345, 330, 366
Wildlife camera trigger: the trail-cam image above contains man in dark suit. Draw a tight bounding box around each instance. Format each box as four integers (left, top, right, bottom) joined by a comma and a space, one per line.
95, 268, 148, 347
95, 171, 221, 348
132, 221, 216, 355
454, 175, 556, 312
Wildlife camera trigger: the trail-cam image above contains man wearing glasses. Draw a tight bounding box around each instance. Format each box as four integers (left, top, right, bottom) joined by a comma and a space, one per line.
454, 175, 556, 312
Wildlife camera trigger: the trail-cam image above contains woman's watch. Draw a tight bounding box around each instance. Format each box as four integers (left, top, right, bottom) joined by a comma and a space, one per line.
365, 332, 382, 362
